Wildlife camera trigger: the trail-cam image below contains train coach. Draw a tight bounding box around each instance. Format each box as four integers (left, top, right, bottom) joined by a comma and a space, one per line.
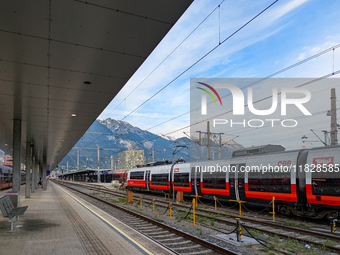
127, 145, 340, 219
0, 165, 26, 190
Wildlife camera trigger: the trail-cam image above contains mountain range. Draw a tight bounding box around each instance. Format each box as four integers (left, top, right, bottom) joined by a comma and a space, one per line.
57, 118, 243, 171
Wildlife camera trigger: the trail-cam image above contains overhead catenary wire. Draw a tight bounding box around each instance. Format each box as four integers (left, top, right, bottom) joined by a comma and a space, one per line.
223, 83, 340, 138
84, 0, 279, 148
120, 0, 279, 122
103, 0, 226, 119
82, 6, 339, 154
107, 43, 340, 146
139, 68, 340, 145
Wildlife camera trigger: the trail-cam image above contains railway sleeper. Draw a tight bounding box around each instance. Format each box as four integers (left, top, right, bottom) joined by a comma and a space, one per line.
152, 233, 176, 238
157, 236, 183, 242
141, 228, 164, 233
163, 240, 192, 246
172, 244, 201, 251
181, 249, 213, 255
140, 227, 163, 232
137, 226, 158, 230
296, 235, 312, 240
130, 223, 149, 226
147, 230, 169, 235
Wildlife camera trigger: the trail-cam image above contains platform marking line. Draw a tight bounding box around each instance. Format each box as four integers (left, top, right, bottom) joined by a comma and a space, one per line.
58, 185, 154, 255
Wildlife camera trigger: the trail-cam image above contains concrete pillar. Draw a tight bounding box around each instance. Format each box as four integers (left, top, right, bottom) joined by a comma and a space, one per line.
38, 164, 42, 188
36, 163, 40, 189
31, 161, 36, 193
25, 142, 31, 198
12, 119, 21, 192
43, 156, 47, 190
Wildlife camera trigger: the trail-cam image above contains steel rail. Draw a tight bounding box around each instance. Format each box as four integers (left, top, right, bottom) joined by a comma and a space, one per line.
55, 181, 239, 255
64, 181, 340, 242
59, 181, 340, 252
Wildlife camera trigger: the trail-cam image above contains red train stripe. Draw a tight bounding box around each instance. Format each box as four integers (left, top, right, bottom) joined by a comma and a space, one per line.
150, 181, 171, 190
200, 182, 230, 195
244, 183, 298, 202
306, 184, 340, 205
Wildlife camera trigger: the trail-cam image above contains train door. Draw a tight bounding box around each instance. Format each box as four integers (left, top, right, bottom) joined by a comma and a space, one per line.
237, 164, 246, 201
193, 166, 201, 197
229, 164, 237, 200
145, 170, 150, 190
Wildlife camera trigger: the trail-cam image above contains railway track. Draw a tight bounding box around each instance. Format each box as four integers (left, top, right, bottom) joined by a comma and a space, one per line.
54, 181, 239, 255
57, 180, 340, 253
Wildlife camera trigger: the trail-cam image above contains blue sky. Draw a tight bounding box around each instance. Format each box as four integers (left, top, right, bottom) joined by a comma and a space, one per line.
98, 0, 340, 150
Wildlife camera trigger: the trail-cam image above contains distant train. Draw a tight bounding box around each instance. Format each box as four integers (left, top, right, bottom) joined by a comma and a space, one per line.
80, 170, 128, 183
126, 145, 340, 219
0, 165, 26, 190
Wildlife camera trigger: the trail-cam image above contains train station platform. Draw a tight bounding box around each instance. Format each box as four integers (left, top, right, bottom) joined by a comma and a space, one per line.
0, 182, 174, 255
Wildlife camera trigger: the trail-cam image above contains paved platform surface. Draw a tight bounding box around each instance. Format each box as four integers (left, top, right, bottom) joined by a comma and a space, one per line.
0, 181, 174, 255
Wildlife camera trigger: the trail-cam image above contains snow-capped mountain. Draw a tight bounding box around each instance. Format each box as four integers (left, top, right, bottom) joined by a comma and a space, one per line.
58, 118, 243, 170
156, 133, 177, 141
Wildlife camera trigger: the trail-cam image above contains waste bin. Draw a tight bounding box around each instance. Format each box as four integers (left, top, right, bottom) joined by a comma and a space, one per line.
6, 191, 20, 208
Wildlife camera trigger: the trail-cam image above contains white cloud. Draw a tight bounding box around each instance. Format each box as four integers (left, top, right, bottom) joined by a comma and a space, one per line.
97, 0, 340, 149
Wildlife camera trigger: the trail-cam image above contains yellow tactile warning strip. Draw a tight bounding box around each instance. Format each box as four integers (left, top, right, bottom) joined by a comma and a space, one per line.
53, 183, 174, 255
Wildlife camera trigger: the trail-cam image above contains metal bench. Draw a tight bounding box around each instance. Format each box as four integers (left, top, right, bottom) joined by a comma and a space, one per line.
0, 196, 28, 231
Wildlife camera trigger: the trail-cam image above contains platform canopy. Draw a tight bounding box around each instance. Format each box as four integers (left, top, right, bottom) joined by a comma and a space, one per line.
0, 0, 192, 170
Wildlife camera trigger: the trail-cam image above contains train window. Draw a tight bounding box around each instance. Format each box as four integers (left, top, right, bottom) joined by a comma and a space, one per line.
268, 173, 291, 193
130, 171, 144, 180
248, 172, 267, 192
113, 173, 122, 180
174, 173, 189, 187
202, 172, 214, 189
215, 172, 226, 189
151, 174, 169, 186
312, 171, 340, 196
248, 172, 291, 193
202, 172, 226, 189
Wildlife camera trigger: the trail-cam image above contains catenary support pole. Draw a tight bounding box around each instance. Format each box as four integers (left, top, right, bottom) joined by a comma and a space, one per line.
97, 145, 101, 183
77, 150, 80, 170
330, 88, 338, 145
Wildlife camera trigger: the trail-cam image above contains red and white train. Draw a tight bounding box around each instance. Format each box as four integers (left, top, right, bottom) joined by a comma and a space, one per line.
127, 145, 340, 219
0, 165, 26, 190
